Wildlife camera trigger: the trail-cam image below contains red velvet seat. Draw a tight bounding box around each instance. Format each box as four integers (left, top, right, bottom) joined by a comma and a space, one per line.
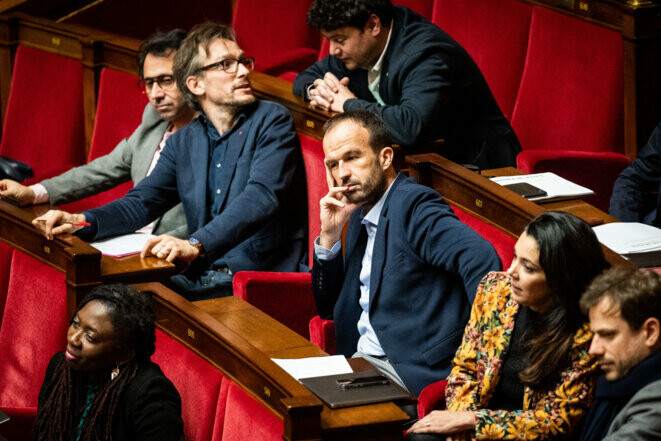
0, 46, 86, 181
431, 0, 532, 119
511, 7, 628, 211
233, 0, 320, 76
152, 329, 225, 441
0, 250, 69, 439
220, 381, 284, 441
60, 68, 148, 213
233, 134, 324, 339
417, 379, 447, 417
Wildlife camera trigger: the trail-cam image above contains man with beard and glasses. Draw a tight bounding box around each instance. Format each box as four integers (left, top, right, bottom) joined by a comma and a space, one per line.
0, 29, 194, 238
579, 267, 661, 441
312, 110, 501, 395
33, 23, 308, 300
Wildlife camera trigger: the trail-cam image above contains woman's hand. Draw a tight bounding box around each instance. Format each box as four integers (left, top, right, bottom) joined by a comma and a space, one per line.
407, 410, 476, 435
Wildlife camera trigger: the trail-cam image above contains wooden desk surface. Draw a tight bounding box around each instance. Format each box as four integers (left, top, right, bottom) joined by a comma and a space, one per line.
192, 296, 410, 440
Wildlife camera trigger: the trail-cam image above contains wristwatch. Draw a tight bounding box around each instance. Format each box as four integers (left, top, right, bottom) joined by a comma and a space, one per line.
188, 237, 206, 258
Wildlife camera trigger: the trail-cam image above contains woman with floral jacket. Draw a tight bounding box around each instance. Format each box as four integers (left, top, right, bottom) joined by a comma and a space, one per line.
408, 212, 609, 440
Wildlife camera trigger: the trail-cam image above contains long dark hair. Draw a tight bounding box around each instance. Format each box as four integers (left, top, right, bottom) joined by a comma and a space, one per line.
518, 212, 609, 388
33, 284, 156, 441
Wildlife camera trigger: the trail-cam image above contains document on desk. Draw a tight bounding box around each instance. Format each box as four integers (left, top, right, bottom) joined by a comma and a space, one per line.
272, 355, 353, 380
491, 172, 594, 201
90, 233, 155, 257
593, 222, 661, 254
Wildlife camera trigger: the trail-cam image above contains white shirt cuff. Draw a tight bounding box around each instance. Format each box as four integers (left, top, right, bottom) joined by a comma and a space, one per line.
314, 236, 341, 261
306, 83, 316, 101
30, 183, 49, 204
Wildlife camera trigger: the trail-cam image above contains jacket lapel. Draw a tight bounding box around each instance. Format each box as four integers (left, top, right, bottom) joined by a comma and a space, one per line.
368, 217, 388, 309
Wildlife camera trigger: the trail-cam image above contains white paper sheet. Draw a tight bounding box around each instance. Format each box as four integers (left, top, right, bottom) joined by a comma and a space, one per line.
593, 222, 661, 254
271, 355, 353, 380
491, 172, 594, 201
91, 233, 155, 257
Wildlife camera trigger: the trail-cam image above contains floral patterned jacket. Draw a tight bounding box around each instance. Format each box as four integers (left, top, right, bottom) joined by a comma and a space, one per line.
445, 272, 598, 440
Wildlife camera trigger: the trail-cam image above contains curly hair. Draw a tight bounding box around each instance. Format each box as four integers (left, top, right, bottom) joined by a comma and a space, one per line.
33, 284, 156, 441
307, 0, 394, 31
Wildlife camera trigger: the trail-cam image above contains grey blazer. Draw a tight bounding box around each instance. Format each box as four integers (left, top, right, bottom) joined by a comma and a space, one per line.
604, 379, 661, 441
40, 104, 188, 238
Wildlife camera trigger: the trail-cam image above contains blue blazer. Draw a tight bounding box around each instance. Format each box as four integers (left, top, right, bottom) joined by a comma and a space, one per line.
80, 100, 307, 273
293, 6, 521, 169
312, 175, 501, 395
610, 121, 661, 227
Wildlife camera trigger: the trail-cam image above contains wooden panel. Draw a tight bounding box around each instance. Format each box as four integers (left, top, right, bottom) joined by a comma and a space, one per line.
140, 283, 410, 441
406, 153, 630, 267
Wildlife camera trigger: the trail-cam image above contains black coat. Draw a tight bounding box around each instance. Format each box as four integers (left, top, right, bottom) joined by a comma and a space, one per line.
37, 352, 184, 441
294, 6, 521, 169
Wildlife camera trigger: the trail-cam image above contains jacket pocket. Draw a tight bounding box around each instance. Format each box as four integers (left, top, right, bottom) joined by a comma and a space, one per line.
422, 328, 464, 367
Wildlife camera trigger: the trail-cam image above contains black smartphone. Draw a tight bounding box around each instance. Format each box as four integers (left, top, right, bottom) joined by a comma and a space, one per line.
503, 182, 547, 199
336, 375, 392, 389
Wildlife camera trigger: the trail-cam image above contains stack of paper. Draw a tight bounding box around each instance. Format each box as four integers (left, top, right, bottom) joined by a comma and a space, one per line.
271, 355, 353, 380
491, 172, 594, 202
593, 222, 661, 267
91, 233, 155, 257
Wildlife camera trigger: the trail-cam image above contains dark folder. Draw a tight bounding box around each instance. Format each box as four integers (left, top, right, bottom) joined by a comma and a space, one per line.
300, 371, 413, 409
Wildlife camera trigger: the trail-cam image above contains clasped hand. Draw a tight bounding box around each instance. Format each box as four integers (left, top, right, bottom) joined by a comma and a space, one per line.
309, 73, 355, 112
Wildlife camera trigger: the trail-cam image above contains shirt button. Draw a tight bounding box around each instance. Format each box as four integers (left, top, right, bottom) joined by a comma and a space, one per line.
216, 189, 221, 194
216, 163, 221, 168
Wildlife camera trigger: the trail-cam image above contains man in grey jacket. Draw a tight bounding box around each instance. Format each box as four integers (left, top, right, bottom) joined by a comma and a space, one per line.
0, 29, 195, 238
579, 267, 661, 441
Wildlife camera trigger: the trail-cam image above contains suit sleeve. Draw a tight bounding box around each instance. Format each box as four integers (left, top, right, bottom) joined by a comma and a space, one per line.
190, 108, 300, 261
343, 48, 451, 146
405, 189, 501, 302
609, 123, 661, 222
311, 249, 345, 320
77, 137, 180, 241
40, 106, 158, 205
602, 381, 661, 441
472, 326, 598, 440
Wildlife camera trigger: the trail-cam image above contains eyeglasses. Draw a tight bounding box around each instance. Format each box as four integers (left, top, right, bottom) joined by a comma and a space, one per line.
137, 74, 176, 93
196, 56, 255, 74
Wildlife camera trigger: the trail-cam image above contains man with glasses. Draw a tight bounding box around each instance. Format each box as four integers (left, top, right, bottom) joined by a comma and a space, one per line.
293, 0, 521, 169
34, 23, 308, 300
0, 29, 195, 238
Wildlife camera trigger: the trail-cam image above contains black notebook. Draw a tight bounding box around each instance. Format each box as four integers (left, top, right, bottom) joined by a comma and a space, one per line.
300, 371, 413, 408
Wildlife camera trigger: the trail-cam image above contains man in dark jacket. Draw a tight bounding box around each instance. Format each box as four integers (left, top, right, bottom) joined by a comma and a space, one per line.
579, 267, 661, 441
293, 0, 520, 169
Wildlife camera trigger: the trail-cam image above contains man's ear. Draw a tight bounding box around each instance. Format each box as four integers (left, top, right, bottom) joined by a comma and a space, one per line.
379, 146, 394, 170
186, 75, 205, 98
364, 14, 383, 37
643, 317, 661, 349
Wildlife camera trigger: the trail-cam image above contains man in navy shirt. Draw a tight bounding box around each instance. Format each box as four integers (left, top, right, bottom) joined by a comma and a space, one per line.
34, 23, 307, 300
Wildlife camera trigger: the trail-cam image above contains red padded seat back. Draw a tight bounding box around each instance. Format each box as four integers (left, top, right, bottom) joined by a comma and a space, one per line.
511, 7, 623, 153
88, 68, 148, 161
299, 134, 326, 268
152, 330, 225, 441
220, 380, 284, 441
432, 0, 532, 119
396, 0, 433, 19
0, 46, 86, 180
0, 243, 14, 326
232, 0, 319, 73
450, 206, 515, 269
0, 250, 68, 410
60, 68, 147, 213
